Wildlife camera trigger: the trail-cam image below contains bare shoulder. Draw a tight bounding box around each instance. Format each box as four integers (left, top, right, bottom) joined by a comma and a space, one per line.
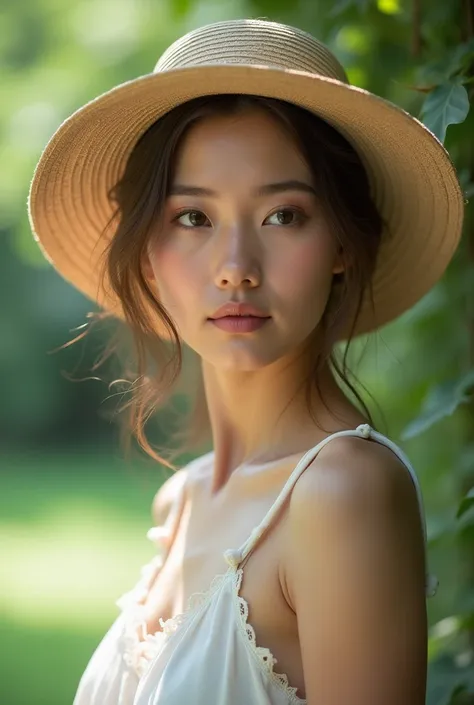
289, 433, 420, 514
284, 433, 428, 704
152, 468, 188, 526
284, 431, 427, 613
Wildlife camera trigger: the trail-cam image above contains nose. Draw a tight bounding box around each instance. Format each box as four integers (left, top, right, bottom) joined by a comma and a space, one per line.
212, 222, 261, 290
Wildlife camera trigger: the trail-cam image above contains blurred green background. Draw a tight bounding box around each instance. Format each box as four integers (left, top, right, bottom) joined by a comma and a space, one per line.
2, 0, 474, 704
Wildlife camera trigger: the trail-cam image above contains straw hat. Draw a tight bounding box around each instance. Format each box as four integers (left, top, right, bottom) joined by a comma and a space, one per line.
28, 18, 464, 339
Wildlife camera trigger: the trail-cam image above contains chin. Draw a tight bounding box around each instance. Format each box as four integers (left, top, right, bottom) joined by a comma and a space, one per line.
217, 358, 273, 372
200, 340, 291, 371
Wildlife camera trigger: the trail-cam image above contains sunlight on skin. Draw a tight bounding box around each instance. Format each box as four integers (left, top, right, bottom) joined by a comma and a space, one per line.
1, 503, 156, 631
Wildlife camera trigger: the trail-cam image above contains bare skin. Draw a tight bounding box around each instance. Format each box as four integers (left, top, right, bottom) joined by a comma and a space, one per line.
140, 108, 427, 704
143, 109, 348, 484
137, 436, 363, 697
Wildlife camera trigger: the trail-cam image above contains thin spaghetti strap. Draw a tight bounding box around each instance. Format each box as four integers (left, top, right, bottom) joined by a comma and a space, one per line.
224, 424, 373, 568
223, 423, 438, 598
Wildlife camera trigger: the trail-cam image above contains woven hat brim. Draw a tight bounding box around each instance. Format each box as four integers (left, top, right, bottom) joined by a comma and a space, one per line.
28, 64, 464, 340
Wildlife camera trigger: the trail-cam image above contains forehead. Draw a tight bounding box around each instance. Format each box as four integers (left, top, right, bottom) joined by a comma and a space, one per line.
171, 107, 312, 184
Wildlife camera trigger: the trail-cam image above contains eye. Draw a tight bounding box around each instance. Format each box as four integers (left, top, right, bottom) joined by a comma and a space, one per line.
263, 208, 306, 227
174, 210, 211, 228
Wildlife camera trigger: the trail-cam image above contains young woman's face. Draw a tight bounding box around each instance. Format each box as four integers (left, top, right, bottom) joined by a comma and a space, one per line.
144, 107, 344, 370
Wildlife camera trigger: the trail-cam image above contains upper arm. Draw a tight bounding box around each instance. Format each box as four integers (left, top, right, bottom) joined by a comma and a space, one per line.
285, 438, 428, 705
152, 468, 187, 527
149, 469, 188, 554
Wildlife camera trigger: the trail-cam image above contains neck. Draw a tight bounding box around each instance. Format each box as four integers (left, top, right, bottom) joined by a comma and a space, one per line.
201, 344, 364, 493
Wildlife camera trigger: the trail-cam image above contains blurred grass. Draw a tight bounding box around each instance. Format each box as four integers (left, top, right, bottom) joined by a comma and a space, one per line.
0, 451, 167, 705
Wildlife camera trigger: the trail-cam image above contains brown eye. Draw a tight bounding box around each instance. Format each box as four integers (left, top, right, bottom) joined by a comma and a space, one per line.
277, 210, 294, 225
264, 209, 305, 226
175, 210, 210, 228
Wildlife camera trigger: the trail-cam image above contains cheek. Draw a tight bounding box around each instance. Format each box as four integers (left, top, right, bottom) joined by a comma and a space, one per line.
153, 249, 198, 315
273, 241, 335, 304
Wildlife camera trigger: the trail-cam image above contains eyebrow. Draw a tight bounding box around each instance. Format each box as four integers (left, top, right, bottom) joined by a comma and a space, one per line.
169, 180, 316, 197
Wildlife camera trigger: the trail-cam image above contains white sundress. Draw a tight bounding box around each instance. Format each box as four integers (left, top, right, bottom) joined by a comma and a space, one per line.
73, 423, 438, 705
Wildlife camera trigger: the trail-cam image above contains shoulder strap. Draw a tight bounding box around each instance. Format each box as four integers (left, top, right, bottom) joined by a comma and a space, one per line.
223, 424, 438, 598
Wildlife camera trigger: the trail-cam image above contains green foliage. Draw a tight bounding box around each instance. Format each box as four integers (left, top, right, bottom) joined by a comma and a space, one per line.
457, 488, 474, 520
421, 81, 470, 143
329, 0, 372, 16
402, 370, 474, 440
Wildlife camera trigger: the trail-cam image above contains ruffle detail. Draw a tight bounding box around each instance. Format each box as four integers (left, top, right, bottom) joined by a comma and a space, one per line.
122, 619, 167, 679
116, 549, 169, 678
188, 571, 231, 610
154, 569, 232, 638
234, 569, 306, 704
116, 555, 163, 611
159, 611, 188, 636
118, 554, 234, 679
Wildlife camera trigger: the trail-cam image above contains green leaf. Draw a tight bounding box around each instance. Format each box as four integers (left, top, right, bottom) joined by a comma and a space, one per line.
401, 369, 474, 440
448, 38, 474, 78
457, 444, 474, 481
447, 683, 470, 705
420, 81, 470, 143
457, 488, 474, 519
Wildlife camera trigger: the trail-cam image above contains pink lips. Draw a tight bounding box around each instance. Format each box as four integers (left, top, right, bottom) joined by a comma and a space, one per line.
208, 302, 271, 333
210, 316, 270, 333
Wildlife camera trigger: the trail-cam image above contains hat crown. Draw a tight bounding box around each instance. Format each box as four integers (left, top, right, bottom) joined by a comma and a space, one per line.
154, 19, 349, 83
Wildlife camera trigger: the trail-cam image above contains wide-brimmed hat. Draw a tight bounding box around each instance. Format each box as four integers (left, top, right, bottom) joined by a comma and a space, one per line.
28, 18, 464, 340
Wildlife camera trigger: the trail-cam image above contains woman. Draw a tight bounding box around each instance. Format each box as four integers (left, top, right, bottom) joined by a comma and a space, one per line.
28, 18, 463, 705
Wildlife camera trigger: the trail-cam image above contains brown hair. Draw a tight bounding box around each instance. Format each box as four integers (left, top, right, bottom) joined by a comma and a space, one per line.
67, 94, 385, 469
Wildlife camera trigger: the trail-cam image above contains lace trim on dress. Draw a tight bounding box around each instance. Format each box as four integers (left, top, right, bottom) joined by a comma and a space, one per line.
158, 569, 231, 635
117, 563, 234, 678
118, 561, 307, 701
116, 556, 167, 678
233, 568, 307, 705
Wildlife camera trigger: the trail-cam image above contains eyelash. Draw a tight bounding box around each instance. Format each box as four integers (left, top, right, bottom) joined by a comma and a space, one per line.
171, 207, 308, 229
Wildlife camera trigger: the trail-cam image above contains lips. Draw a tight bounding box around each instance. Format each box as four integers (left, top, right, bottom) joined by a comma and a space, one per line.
209, 315, 270, 333
209, 302, 270, 320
